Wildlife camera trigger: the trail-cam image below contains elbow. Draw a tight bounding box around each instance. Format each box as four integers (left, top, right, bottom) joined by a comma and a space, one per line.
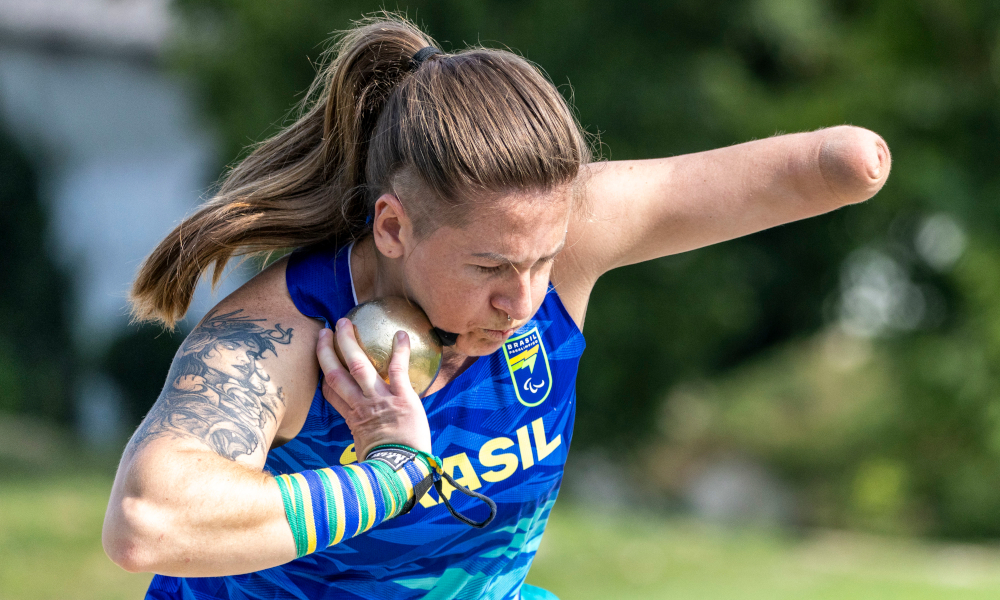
103, 495, 169, 573
817, 125, 892, 207
103, 534, 147, 574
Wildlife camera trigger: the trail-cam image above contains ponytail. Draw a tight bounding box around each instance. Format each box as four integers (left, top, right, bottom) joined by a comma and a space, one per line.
130, 16, 432, 328
132, 13, 591, 329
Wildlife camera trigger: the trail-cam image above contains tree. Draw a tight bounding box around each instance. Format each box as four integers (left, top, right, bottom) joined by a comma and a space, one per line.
0, 127, 75, 422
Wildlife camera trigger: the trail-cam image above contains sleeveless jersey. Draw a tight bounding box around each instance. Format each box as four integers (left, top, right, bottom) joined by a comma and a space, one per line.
147, 241, 585, 600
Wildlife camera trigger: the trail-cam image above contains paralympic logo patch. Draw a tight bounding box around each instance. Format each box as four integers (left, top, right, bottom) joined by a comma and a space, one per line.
502, 327, 552, 407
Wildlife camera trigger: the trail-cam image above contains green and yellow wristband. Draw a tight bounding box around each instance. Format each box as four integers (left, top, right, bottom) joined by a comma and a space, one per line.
274, 444, 496, 558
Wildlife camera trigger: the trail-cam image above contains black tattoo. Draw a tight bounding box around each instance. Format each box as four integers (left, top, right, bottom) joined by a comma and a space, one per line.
128, 309, 293, 461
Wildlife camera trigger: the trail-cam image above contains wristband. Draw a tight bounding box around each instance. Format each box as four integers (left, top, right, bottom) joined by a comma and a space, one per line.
368, 444, 498, 529
274, 450, 432, 557
275, 444, 497, 558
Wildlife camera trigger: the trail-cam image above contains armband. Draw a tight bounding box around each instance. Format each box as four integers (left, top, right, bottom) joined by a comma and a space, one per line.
274, 444, 496, 558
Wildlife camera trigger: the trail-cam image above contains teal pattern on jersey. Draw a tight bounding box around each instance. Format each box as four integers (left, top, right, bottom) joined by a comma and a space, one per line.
146, 241, 583, 599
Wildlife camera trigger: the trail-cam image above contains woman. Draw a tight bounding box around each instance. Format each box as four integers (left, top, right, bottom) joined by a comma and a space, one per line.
103, 15, 890, 600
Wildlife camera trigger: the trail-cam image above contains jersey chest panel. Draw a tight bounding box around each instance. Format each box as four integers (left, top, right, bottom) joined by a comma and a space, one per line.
265, 304, 581, 583
148, 243, 585, 600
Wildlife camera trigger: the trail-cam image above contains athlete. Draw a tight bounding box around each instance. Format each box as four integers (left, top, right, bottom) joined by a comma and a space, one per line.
102, 15, 891, 600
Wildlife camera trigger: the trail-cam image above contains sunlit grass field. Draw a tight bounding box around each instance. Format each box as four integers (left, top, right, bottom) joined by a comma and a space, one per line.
0, 475, 152, 600
529, 506, 1000, 599
3, 473, 1000, 599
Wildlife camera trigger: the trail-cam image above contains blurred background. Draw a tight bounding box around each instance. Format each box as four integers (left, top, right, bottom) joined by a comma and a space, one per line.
3, 0, 1000, 598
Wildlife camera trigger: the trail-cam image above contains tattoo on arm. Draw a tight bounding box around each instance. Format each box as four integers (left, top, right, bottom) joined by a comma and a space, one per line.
128, 309, 294, 461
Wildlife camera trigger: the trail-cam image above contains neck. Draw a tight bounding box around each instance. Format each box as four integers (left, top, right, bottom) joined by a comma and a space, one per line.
350, 236, 404, 302
350, 236, 473, 370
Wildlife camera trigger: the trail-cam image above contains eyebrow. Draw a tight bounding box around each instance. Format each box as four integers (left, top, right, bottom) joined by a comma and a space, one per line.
472, 241, 566, 267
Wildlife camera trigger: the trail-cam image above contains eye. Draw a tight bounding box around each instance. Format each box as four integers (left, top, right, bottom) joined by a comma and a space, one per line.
475, 264, 504, 275
535, 255, 556, 268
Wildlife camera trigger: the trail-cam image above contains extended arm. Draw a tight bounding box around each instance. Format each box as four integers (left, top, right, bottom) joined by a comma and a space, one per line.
554, 125, 891, 324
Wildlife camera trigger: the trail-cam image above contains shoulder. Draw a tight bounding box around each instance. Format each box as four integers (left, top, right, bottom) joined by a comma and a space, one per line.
124, 256, 325, 466
284, 242, 357, 321
195, 256, 325, 444
550, 159, 679, 329
210, 255, 322, 337
550, 161, 624, 331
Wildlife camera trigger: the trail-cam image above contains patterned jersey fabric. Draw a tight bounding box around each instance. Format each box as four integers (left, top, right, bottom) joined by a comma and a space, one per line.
147, 241, 585, 599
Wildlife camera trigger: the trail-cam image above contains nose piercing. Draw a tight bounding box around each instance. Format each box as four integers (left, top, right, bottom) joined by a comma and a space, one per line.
507, 314, 512, 322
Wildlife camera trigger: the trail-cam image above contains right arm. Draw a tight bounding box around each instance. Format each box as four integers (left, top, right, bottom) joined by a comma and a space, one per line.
102, 259, 431, 576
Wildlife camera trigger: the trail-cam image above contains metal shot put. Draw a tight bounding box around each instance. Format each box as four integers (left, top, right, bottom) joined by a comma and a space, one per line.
333, 297, 443, 396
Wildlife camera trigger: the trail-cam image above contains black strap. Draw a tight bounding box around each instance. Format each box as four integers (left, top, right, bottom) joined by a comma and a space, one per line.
411, 46, 442, 71
434, 471, 497, 528
397, 474, 435, 516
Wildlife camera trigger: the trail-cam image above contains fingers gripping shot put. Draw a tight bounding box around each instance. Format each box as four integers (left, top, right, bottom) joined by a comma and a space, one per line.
102, 13, 890, 600
333, 297, 443, 397
315, 297, 496, 534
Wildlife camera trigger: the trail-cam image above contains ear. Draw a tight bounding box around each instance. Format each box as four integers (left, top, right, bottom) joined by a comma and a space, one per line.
371, 193, 413, 259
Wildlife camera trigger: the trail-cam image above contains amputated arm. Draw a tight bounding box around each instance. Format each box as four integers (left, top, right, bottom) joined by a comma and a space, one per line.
564, 125, 891, 279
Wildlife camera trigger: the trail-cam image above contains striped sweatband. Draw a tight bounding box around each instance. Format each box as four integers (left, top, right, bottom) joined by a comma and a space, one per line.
273, 445, 434, 558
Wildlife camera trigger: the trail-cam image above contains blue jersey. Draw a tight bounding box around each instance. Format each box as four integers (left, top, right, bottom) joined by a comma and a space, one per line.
147, 241, 585, 600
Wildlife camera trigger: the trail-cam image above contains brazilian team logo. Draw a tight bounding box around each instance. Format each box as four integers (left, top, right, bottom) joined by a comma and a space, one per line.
502, 327, 552, 407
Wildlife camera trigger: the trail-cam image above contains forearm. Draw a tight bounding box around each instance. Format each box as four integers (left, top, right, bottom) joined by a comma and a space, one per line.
104, 447, 297, 577
584, 125, 891, 268
105, 444, 436, 577
273, 445, 434, 557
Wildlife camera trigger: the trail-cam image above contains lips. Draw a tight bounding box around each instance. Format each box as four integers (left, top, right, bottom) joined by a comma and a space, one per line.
482, 327, 516, 341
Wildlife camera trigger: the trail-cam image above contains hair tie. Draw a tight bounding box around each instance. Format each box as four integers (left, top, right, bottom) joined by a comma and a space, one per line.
410, 46, 441, 71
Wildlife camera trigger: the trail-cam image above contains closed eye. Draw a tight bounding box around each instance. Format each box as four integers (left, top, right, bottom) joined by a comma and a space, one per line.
475, 264, 504, 275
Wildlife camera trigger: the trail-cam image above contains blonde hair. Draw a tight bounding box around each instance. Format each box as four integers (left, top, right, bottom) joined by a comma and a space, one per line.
131, 13, 591, 328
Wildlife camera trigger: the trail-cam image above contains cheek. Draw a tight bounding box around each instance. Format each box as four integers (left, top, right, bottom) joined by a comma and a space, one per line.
407, 266, 487, 325
433, 286, 481, 317
530, 266, 553, 306
534, 286, 548, 311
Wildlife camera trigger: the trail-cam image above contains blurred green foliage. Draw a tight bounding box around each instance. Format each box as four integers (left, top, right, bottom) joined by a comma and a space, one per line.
169, 0, 1000, 537
100, 325, 184, 430
0, 127, 74, 422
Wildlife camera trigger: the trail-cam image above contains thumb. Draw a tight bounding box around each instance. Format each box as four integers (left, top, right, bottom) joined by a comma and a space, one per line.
316, 327, 341, 377
387, 330, 415, 396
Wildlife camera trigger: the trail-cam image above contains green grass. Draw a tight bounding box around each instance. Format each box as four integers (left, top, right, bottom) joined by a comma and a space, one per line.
4, 473, 1000, 599
528, 506, 1000, 599
0, 475, 152, 600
